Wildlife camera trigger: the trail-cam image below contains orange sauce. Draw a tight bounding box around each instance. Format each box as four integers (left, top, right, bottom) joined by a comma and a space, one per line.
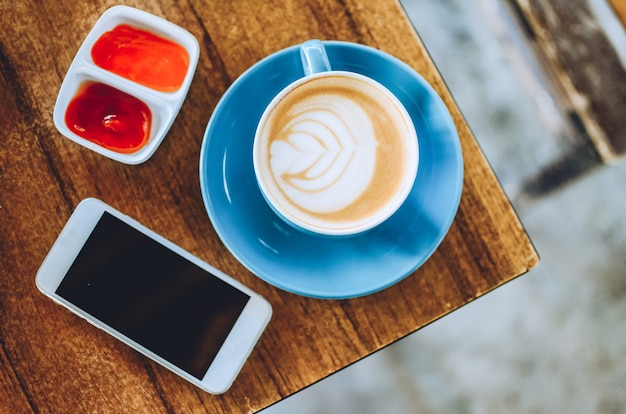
91, 24, 189, 92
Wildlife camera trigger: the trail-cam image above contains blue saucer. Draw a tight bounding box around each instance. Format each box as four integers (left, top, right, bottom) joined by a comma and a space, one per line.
199, 41, 463, 299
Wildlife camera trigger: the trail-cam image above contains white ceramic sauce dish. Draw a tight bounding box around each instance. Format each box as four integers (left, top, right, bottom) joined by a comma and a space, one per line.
53, 5, 200, 164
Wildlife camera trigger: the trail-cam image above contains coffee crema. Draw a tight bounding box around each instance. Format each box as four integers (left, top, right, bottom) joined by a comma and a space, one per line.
255, 72, 417, 233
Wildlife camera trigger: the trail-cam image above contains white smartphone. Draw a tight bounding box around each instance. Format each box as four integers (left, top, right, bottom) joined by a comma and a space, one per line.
36, 198, 272, 394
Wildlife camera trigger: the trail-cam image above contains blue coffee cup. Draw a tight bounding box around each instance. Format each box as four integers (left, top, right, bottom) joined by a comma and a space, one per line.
252, 40, 419, 237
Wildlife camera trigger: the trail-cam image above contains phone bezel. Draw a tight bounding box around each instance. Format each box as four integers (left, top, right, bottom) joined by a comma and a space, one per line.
35, 198, 272, 394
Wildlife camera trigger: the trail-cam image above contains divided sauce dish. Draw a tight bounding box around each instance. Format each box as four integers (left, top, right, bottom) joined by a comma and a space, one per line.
53, 6, 199, 164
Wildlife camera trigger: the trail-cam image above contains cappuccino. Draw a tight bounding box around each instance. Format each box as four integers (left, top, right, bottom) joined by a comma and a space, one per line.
254, 71, 418, 235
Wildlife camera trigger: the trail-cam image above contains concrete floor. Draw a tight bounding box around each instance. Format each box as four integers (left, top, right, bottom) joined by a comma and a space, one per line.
263, 1, 626, 412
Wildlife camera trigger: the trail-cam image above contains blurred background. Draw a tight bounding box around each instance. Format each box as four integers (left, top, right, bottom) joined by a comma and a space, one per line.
265, 0, 626, 412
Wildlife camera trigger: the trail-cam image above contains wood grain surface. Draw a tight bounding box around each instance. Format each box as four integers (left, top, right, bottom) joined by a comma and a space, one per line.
0, 0, 538, 412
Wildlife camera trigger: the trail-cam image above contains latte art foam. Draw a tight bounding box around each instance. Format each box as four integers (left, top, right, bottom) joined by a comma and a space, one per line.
255, 72, 418, 233
269, 93, 377, 213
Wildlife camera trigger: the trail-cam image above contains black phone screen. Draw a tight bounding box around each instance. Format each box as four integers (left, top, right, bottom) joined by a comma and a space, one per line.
55, 212, 250, 379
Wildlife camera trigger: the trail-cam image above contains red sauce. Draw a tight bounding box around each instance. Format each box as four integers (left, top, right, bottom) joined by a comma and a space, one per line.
65, 82, 152, 153
91, 24, 189, 92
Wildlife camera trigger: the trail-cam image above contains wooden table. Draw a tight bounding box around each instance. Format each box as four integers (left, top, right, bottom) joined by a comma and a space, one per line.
0, 1, 538, 412
611, 0, 626, 25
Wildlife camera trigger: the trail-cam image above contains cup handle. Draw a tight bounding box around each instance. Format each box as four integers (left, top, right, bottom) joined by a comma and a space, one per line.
300, 40, 331, 76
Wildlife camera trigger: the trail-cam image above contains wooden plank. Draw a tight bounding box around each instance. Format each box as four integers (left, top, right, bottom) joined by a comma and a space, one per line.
506, 0, 626, 161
